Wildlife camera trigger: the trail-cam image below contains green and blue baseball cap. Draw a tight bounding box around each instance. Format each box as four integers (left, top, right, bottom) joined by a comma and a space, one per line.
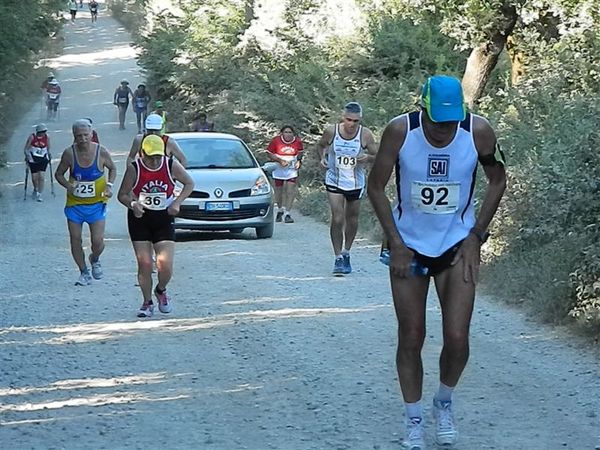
421, 75, 466, 123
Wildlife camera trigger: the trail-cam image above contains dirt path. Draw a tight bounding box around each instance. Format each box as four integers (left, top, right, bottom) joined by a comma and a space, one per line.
0, 7, 598, 450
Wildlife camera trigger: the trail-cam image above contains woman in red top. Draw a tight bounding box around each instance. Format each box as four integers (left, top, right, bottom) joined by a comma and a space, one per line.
23, 124, 51, 202
117, 135, 194, 318
266, 125, 304, 223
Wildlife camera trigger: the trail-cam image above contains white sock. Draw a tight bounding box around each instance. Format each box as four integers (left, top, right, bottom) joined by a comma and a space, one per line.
405, 401, 422, 420
341, 249, 350, 256
434, 382, 455, 403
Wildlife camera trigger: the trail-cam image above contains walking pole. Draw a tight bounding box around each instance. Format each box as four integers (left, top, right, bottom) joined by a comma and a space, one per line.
48, 158, 56, 197
24, 162, 29, 201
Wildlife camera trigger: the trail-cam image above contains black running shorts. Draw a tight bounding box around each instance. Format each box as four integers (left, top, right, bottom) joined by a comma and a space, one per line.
324, 183, 364, 201
28, 160, 49, 174
127, 209, 174, 243
409, 240, 464, 277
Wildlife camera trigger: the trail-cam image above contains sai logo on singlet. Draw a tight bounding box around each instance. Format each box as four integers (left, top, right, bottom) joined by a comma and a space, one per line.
428, 156, 450, 180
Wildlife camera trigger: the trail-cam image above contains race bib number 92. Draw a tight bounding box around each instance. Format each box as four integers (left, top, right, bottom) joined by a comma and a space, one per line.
411, 181, 460, 214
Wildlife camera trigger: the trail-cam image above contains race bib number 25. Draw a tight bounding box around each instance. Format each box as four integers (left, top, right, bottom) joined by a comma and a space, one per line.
411, 181, 460, 214
74, 181, 96, 198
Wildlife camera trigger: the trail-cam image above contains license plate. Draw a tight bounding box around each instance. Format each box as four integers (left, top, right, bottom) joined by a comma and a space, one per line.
206, 201, 232, 211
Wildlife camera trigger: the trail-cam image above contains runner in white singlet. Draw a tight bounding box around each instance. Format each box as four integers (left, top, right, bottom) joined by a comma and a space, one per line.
368, 75, 506, 449
316, 102, 378, 275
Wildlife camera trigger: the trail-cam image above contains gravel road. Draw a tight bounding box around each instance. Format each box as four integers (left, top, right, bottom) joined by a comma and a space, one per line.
0, 6, 598, 450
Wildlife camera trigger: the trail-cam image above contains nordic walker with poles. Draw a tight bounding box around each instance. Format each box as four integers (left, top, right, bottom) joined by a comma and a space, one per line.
23, 124, 52, 202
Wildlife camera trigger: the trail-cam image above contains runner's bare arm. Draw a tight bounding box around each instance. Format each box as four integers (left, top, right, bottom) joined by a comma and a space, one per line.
451, 116, 507, 284
471, 116, 507, 234
167, 139, 188, 168
117, 163, 138, 208
367, 116, 415, 277
23, 135, 33, 159
358, 128, 378, 164
100, 147, 117, 197
316, 126, 334, 167
54, 150, 74, 193
170, 160, 194, 207
126, 135, 142, 166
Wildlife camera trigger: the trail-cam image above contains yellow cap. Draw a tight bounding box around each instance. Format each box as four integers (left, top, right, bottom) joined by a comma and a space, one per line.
141, 135, 165, 156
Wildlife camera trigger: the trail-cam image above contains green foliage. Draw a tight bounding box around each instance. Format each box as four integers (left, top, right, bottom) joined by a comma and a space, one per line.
0, 0, 63, 164
479, 25, 600, 333
122, 0, 600, 337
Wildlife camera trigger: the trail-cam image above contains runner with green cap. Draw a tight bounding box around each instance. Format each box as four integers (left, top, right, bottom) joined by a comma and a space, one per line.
368, 74, 507, 449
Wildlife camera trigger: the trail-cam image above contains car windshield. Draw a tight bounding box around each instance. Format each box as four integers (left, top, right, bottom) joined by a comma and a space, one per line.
176, 138, 256, 169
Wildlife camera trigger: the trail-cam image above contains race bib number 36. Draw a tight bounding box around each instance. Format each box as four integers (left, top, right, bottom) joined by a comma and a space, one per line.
411, 181, 460, 214
138, 192, 167, 210
335, 155, 356, 170
74, 181, 96, 198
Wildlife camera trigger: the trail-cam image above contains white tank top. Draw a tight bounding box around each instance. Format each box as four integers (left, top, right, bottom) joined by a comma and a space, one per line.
325, 124, 366, 190
394, 111, 478, 257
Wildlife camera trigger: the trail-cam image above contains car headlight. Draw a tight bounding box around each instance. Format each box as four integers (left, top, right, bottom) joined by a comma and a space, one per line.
251, 175, 271, 196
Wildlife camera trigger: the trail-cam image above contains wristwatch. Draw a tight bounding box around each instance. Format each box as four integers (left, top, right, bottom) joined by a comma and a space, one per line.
470, 228, 490, 243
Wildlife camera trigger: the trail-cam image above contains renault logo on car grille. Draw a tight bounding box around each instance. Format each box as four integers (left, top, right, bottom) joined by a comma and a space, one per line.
214, 188, 223, 198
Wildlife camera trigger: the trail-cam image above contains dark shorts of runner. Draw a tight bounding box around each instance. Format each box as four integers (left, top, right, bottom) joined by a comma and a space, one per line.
325, 183, 364, 201
273, 177, 297, 187
127, 209, 175, 243
28, 160, 49, 173
47, 100, 59, 111
409, 240, 464, 277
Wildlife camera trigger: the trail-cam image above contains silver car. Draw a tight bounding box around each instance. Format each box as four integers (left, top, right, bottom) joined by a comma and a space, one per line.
170, 132, 275, 238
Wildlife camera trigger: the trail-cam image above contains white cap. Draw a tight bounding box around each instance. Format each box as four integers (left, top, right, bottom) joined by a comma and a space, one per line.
145, 113, 163, 130
36, 123, 48, 133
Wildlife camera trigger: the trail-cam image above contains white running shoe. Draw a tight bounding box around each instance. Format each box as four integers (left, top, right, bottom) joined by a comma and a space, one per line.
75, 271, 92, 286
89, 255, 103, 280
433, 400, 458, 446
36, 192, 43, 202
402, 417, 425, 449
155, 288, 172, 314
137, 302, 154, 318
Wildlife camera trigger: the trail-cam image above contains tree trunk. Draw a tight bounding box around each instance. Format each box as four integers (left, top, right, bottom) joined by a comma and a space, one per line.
462, 3, 519, 108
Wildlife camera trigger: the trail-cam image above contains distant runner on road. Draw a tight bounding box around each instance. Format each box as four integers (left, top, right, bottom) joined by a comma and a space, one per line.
45, 79, 61, 121
89, 0, 99, 23
316, 102, 377, 275
266, 125, 304, 223
132, 83, 151, 134
368, 75, 507, 449
113, 79, 133, 130
23, 123, 51, 202
126, 113, 187, 167
117, 134, 194, 318
55, 119, 117, 286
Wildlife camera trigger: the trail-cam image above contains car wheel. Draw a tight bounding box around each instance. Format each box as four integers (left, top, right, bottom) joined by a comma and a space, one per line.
255, 222, 274, 239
